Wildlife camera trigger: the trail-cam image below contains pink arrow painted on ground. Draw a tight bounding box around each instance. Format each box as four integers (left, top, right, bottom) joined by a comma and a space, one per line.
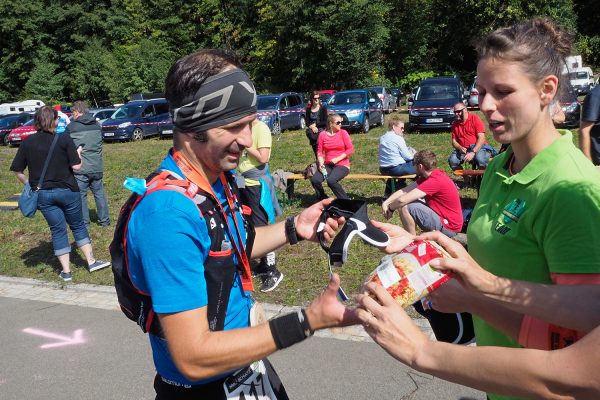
23, 328, 86, 349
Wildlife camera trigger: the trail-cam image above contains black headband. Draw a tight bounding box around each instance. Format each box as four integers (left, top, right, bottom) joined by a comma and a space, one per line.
171, 68, 256, 133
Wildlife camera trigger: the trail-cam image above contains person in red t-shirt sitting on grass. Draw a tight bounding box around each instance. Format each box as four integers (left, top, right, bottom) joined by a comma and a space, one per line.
448, 102, 496, 170
382, 149, 463, 238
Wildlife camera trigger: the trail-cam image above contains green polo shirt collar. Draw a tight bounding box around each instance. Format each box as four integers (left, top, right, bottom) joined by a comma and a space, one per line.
494, 129, 572, 185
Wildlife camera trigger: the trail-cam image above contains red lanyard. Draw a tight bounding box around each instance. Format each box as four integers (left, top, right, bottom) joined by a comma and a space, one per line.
172, 150, 254, 292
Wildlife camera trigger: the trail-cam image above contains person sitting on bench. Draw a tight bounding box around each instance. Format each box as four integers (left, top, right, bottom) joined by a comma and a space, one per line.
448, 102, 496, 170
378, 115, 416, 197
382, 149, 462, 238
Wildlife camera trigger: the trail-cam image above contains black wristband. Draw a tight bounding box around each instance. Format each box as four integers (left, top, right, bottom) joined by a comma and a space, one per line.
269, 311, 310, 350
299, 308, 314, 337
285, 216, 302, 245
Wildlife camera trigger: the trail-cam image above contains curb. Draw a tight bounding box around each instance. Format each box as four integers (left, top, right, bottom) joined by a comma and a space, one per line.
0, 275, 434, 342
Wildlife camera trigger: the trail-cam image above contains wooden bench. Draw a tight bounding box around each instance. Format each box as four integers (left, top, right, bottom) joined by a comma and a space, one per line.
453, 169, 486, 195
281, 173, 416, 205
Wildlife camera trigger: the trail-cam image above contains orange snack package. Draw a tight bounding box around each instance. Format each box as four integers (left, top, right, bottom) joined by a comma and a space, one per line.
364, 240, 451, 307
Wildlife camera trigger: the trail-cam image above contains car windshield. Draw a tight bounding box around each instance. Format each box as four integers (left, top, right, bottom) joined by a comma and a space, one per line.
320, 93, 333, 103
370, 87, 384, 94
330, 92, 366, 105
571, 71, 589, 79
0, 116, 19, 128
257, 96, 278, 110
415, 84, 459, 101
111, 104, 144, 119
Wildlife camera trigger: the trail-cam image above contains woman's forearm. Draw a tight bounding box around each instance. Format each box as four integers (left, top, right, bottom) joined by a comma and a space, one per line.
478, 277, 600, 333
14, 171, 27, 185
415, 331, 600, 400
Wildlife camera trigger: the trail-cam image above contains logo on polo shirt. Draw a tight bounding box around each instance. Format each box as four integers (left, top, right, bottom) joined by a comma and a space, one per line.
495, 198, 526, 235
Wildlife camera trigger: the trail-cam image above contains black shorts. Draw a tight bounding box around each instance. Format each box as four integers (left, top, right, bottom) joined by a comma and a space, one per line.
154, 358, 288, 399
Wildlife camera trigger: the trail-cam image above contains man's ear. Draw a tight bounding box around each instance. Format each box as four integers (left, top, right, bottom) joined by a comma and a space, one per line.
539, 75, 559, 106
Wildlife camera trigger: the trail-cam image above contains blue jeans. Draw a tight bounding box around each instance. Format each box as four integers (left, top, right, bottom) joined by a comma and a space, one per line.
75, 173, 110, 226
448, 144, 496, 170
37, 188, 90, 256
380, 163, 416, 196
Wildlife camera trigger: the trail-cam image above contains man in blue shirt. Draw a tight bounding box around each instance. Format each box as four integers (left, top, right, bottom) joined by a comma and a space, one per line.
125, 49, 357, 399
379, 115, 416, 197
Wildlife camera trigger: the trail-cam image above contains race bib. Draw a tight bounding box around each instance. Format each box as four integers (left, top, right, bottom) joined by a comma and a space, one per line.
223, 360, 277, 399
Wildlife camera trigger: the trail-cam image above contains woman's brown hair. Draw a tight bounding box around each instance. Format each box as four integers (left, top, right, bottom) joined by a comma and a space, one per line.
477, 18, 573, 99
34, 106, 57, 133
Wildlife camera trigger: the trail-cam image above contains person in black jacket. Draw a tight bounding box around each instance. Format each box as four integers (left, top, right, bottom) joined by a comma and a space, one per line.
66, 100, 110, 227
305, 90, 329, 158
10, 106, 110, 281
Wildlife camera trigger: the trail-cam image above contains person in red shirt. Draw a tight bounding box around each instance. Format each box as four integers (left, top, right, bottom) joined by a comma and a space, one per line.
448, 102, 496, 170
382, 149, 462, 237
310, 114, 354, 199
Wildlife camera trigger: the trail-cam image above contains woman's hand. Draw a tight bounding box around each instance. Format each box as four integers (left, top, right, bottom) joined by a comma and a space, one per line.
418, 231, 498, 295
370, 220, 415, 253
356, 282, 429, 366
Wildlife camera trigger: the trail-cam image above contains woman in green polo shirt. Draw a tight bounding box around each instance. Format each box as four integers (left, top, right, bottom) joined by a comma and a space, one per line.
365, 18, 600, 400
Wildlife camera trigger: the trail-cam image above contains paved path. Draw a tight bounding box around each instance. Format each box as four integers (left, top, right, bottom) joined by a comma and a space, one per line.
0, 275, 435, 342
0, 275, 484, 399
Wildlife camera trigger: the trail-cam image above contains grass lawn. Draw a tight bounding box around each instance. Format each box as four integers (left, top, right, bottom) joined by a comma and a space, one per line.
0, 112, 578, 307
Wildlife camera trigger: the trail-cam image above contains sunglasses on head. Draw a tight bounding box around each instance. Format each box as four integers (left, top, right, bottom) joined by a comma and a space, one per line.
454, 108, 465, 114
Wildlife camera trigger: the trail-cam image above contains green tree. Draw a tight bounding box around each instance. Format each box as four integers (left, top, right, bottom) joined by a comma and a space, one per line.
24, 48, 66, 101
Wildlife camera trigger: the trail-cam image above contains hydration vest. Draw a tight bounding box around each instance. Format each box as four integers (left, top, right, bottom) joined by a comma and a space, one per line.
110, 170, 255, 338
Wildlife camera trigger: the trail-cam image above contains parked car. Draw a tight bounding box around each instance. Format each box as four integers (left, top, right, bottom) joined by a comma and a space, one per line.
390, 87, 404, 107
101, 99, 170, 142
327, 89, 384, 133
158, 118, 174, 139
468, 77, 479, 108
6, 119, 36, 146
554, 86, 581, 129
408, 76, 468, 131
318, 89, 336, 105
368, 86, 395, 113
0, 112, 34, 145
89, 108, 116, 124
407, 86, 419, 107
256, 92, 306, 135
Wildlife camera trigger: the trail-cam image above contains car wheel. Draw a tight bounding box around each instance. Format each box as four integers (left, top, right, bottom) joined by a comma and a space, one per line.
2, 134, 8, 146
272, 119, 282, 136
132, 128, 143, 141
362, 116, 370, 133
299, 115, 306, 130
379, 112, 385, 127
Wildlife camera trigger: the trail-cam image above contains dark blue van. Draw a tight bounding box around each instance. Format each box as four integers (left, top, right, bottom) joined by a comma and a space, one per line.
101, 99, 170, 142
256, 92, 306, 135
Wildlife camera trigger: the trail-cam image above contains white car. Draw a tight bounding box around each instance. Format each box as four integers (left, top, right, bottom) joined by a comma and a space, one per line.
468, 78, 479, 108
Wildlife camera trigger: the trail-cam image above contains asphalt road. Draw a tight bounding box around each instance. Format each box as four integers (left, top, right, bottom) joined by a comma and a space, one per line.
0, 296, 484, 399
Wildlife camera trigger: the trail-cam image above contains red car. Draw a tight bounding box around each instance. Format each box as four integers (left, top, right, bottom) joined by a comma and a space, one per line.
7, 120, 36, 146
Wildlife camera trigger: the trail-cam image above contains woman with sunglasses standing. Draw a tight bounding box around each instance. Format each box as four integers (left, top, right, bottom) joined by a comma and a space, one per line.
310, 113, 354, 200
305, 90, 329, 158
10, 106, 110, 282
